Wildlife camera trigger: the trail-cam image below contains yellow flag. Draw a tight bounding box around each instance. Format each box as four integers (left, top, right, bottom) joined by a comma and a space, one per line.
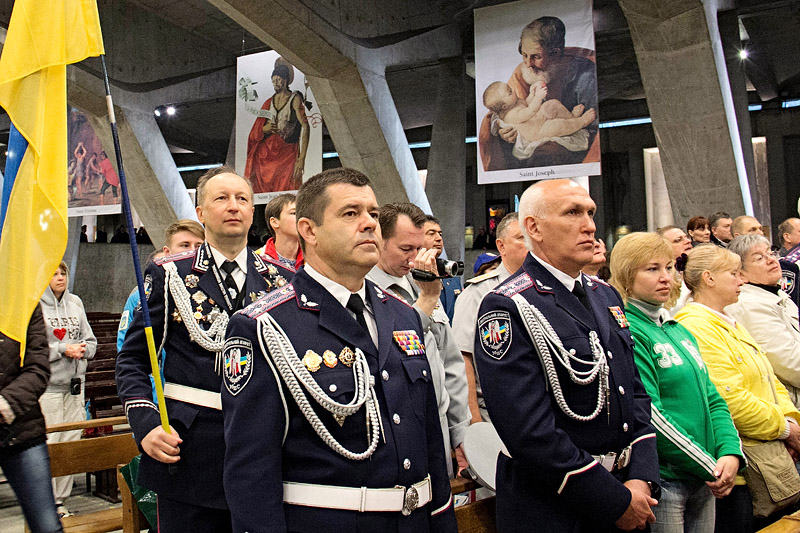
0, 0, 104, 361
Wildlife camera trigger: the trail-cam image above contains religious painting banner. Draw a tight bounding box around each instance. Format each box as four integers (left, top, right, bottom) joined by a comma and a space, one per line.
474, 0, 600, 184
235, 51, 323, 204
67, 109, 122, 216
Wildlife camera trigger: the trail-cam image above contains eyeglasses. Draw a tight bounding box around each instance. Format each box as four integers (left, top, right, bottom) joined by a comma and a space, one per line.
749, 252, 778, 264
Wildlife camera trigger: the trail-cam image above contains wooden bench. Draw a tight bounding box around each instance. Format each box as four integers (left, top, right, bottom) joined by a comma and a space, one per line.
760, 510, 800, 532
451, 477, 497, 533
25, 417, 146, 533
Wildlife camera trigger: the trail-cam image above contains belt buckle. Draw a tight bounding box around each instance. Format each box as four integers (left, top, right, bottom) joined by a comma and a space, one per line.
402, 485, 419, 516
618, 446, 631, 469
601, 452, 617, 472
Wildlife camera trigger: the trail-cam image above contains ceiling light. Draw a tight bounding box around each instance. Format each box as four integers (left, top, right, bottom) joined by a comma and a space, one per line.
166, 106, 176, 116
154, 109, 161, 117
739, 49, 748, 60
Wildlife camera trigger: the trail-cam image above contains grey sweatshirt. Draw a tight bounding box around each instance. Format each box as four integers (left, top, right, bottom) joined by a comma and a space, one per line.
39, 286, 97, 392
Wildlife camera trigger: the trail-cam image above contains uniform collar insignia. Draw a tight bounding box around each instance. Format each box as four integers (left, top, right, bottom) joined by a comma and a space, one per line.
300, 293, 319, 307
535, 279, 553, 291
374, 285, 386, 300
252, 250, 269, 274
193, 243, 210, 272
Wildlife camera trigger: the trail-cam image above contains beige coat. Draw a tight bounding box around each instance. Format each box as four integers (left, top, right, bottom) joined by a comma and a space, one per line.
726, 284, 800, 407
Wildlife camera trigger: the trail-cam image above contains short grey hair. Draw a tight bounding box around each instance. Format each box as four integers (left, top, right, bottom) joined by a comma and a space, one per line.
496, 212, 519, 240
518, 180, 582, 249
727, 234, 771, 269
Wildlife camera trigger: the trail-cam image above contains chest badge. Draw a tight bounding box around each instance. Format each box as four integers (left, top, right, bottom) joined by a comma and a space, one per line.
323, 350, 338, 368
393, 330, 425, 356
185, 274, 199, 289
303, 350, 322, 372
608, 306, 629, 328
339, 347, 355, 367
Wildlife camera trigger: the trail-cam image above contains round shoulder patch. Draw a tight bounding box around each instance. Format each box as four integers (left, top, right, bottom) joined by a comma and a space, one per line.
477, 310, 512, 360
223, 337, 254, 396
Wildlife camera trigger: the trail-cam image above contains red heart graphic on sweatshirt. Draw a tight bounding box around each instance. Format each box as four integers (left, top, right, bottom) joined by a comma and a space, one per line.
53, 328, 66, 340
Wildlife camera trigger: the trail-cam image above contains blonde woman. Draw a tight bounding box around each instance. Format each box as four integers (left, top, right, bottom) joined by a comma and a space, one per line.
610, 234, 742, 533
675, 245, 800, 531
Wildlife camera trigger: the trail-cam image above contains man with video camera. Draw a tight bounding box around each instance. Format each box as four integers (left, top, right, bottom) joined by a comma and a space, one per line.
368, 203, 470, 478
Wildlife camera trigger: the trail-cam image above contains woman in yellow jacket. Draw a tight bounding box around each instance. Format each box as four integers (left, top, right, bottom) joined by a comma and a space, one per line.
675, 244, 800, 532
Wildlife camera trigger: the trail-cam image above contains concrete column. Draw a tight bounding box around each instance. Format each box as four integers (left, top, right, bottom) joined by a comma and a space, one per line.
206, 0, 434, 211
424, 58, 466, 261
719, 9, 769, 224
618, 0, 752, 225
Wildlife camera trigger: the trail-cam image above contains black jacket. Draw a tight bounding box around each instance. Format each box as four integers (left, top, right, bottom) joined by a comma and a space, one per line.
0, 304, 51, 449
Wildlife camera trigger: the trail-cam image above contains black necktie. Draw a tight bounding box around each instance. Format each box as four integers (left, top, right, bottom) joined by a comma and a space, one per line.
221, 260, 240, 302
572, 281, 592, 313
346, 293, 369, 335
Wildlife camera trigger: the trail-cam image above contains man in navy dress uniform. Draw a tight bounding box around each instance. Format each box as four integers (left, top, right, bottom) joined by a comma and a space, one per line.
474, 179, 660, 532
116, 166, 293, 532
221, 168, 457, 532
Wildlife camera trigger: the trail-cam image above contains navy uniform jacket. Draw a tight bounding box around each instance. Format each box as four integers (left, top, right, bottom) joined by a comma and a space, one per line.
780, 246, 800, 318
439, 277, 462, 323
116, 244, 294, 508
474, 254, 658, 532
221, 268, 457, 532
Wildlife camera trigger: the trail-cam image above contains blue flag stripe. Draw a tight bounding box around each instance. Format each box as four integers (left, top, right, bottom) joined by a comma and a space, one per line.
0, 124, 28, 243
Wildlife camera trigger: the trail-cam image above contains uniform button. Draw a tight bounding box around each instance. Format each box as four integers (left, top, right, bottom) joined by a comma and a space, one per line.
422, 370, 427, 377
607, 350, 613, 359
623, 423, 629, 432
618, 386, 625, 395
329, 384, 337, 393
569, 348, 576, 355
403, 459, 411, 470
393, 414, 401, 425
382, 370, 389, 381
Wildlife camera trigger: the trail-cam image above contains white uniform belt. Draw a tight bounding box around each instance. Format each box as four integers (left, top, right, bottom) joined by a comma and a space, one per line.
592, 445, 632, 472
283, 475, 432, 515
163, 383, 222, 411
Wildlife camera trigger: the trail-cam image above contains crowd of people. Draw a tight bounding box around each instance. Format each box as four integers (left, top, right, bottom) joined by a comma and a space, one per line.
10, 166, 800, 533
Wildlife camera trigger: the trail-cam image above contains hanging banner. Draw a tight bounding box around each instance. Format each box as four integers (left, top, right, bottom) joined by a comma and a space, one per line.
475, 0, 600, 184
235, 51, 323, 204
67, 109, 122, 216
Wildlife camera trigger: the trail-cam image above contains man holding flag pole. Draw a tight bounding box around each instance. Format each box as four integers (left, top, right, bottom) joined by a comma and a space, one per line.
0, 1, 103, 531
116, 165, 295, 532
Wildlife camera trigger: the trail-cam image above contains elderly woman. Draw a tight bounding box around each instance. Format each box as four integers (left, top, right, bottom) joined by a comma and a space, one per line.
725, 235, 800, 407
675, 245, 800, 531
687, 216, 711, 246
610, 233, 742, 533
39, 261, 96, 518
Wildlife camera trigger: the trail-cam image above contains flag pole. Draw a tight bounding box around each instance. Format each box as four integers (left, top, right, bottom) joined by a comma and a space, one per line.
98, 55, 170, 433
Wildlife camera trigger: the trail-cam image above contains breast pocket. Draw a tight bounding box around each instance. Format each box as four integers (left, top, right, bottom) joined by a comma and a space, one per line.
401, 356, 431, 423
313, 370, 357, 404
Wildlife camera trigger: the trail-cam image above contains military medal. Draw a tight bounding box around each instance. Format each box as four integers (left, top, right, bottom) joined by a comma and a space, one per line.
249, 292, 257, 302
194, 310, 203, 320
608, 306, 629, 328
303, 350, 322, 372
339, 347, 355, 367
323, 350, 338, 368
393, 330, 425, 356
333, 414, 346, 427
185, 274, 200, 288
268, 265, 278, 275
276, 276, 287, 287
192, 291, 207, 304
171, 310, 182, 323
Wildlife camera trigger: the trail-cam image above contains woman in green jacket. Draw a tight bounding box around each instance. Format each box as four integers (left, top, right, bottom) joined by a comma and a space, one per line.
610, 233, 743, 533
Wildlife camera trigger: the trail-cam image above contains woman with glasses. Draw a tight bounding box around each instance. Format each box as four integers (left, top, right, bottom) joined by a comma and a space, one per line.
675, 245, 800, 531
725, 235, 800, 407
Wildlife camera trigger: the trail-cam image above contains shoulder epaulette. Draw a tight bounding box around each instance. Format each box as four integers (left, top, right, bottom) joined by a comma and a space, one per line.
382, 288, 413, 308
260, 253, 296, 274
241, 284, 296, 318
155, 249, 197, 265
584, 274, 610, 288
466, 269, 501, 285
785, 244, 800, 265
493, 272, 533, 297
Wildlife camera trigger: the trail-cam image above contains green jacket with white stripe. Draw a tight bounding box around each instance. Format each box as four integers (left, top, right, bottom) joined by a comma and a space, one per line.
626, 302, 744, 482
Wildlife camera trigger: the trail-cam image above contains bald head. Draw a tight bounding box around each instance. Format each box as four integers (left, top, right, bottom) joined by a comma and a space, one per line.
731, 215, 763, 237
519, 179, 596, 276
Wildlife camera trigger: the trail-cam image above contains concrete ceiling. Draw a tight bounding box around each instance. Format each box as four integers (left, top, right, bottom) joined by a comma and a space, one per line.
0, 0, 798, 168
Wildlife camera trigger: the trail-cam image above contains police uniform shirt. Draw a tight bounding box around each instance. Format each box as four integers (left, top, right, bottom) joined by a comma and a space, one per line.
304, 262, 379, 348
